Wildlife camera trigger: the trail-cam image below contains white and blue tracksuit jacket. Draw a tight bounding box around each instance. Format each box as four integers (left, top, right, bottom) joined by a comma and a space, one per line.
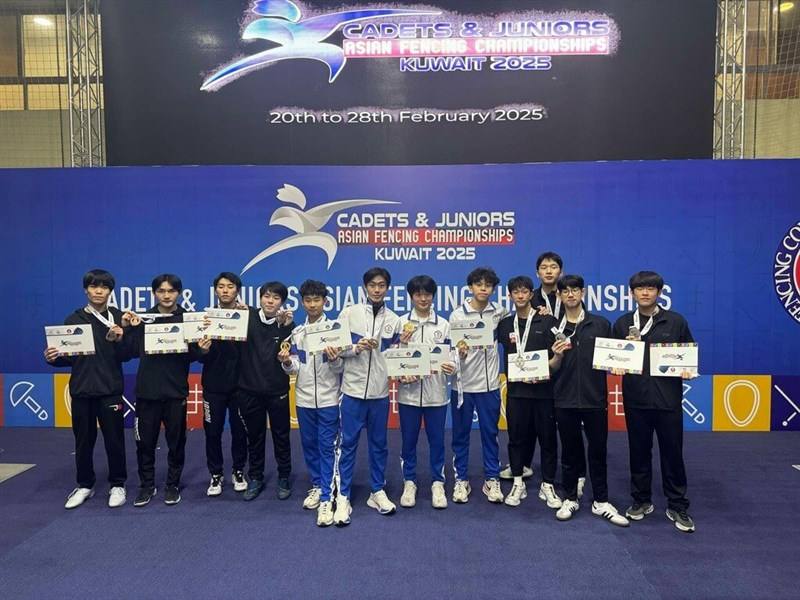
449, 300, 506, 393
339, 303, 401, 400
397, 310, 453, 407
281, 315, 344, 409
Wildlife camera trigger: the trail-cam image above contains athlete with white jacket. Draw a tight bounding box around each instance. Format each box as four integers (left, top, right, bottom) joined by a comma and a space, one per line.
449, 267, 508, 504
396, 275, 455, 510
280, 280, 343, 527
333, 267, 401, 526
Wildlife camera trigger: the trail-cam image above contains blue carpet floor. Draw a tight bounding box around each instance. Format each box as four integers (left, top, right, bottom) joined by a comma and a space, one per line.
0, 428, 797, 599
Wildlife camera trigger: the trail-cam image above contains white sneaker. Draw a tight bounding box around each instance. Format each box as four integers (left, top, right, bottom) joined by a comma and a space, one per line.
317, 500, 334, 527
333, 496, 352, 527
400, 481, 417, 508
65, 487, 94, 509
303, 487, 322, 510
206, 474, 223, 497
503, 482, 527, 507
499, 464, 534, 480
232, 470, 247, 492
482, 478, 504, 503
367, 489, 397, 515
431, 482, 447, 509
108, 486, 126, 508
452, 480, 471, 503
556, 499, 580, 521
577, 476, 586, 499
592, 501, 630, 527
538, 482, 563, 509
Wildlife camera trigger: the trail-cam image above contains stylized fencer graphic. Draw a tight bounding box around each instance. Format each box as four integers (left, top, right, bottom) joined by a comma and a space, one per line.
240, 183, 398, 274
201, 0, 441, 90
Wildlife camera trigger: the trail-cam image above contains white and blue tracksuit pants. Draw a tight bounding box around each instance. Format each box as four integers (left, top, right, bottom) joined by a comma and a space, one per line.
296, 405, 339, 503
450, 390, 501, 481
399, 403, 447, 483
336, 394, 389, 499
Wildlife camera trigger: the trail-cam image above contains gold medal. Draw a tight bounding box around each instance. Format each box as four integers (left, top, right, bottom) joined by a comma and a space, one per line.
456, 340, 468, 352
280, 340, 291, 353
403, 322, 417, 335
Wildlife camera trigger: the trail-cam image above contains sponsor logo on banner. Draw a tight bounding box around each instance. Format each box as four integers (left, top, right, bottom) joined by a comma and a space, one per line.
4, 374, 54, 427
606, 374, 626, 431
186, 374, 205, 430
773, 220, 800, 324
712, 375, 772, 431
201, 1, 619, 91
771, 377, 800, 431
682, 376, 712, 431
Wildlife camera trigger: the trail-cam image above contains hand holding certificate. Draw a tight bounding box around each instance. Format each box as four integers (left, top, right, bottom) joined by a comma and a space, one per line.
507, 351, 550, 382
145, 323, 188, 354
450, 317, 493, 349
206, 308, 249, 341
650, 343, 699, 378
45, 325, 96, 356
304, 319, 351, 355
384, 347, 432, 378
183, 312, 211, 343
592, 337, 645, 374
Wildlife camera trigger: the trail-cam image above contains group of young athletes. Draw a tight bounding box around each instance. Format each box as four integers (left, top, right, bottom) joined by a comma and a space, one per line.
44, 252, 697, 533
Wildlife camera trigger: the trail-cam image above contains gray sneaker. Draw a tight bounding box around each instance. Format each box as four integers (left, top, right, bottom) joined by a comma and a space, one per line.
625, 502, 654, 520
666, 508, 696, 533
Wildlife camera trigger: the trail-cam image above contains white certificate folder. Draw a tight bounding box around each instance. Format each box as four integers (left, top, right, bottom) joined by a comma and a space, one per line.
45, 324, 96, 356
384, 347, 432, 378
650, 343, 699, 377
592, 337, 645, 374
145, 323, 188, 354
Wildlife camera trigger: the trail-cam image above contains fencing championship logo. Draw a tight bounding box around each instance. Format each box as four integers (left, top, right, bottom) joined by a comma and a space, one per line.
240, 183, 397, 274
201, 0, 618, 91
773, 221, 800, 324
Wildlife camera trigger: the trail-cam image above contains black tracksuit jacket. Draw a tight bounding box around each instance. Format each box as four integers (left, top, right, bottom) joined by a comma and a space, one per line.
552, 313, 612, 409
237, 307, 295, 396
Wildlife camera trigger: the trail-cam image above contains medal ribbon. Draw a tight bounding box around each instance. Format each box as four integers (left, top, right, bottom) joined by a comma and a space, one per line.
633, 306, 660, 338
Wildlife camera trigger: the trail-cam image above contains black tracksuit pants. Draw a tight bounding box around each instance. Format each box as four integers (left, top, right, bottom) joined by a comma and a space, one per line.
135, 397, 187, 489
507, 396, 557, 483
72, 395, 127, 489
203, 391, 248, 476
237, 391, 291, 481
556, 408, 608, 502
625, 406, 689, 511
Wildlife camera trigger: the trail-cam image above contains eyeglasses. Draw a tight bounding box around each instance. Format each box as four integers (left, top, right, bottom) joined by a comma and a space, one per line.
560, 288, 582, 296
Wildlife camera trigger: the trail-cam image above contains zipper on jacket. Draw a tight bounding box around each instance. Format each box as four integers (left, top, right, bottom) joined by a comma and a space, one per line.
419, 323, 425, 407
363, 309, 377, 400
313, 354, 319, 409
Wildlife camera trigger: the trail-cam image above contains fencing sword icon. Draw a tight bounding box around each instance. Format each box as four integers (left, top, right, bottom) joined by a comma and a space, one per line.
681, 382, 705, 425
773, 384, 799, 427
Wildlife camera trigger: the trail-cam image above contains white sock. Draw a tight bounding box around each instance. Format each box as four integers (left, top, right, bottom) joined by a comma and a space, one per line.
514, 476, 523, 486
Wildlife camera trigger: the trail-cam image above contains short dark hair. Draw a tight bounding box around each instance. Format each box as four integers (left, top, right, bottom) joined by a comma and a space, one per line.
467, 267, 500, 288
213, 272, 242, 290
507, 275, 534, 293
629, 271, 664, 290
363, 267, 391, 287
260, 281, 289, 302
83, 269, 115, 291
557, 274, 585, 291
152, 273, 182, 293
536, 251, 563, 270
406, 275, 437, 296
299, 279, 328, 299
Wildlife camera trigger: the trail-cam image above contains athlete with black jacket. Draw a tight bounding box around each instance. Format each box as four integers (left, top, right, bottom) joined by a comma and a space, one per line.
128, 274, 206, 507
550, 275, 628, 527
200, 272, 248, 497
612, 271, 696, 533
238, 281, 295, 502
44, 269, 136, 509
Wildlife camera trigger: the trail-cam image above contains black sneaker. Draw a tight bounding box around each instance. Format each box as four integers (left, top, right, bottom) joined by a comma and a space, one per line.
243, 479, 264, 502
277, 477, 292, 500
666, 508, 696, 533
133, 487, 157, 507
625, 502, 654, 520
164, 485, 181, 505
